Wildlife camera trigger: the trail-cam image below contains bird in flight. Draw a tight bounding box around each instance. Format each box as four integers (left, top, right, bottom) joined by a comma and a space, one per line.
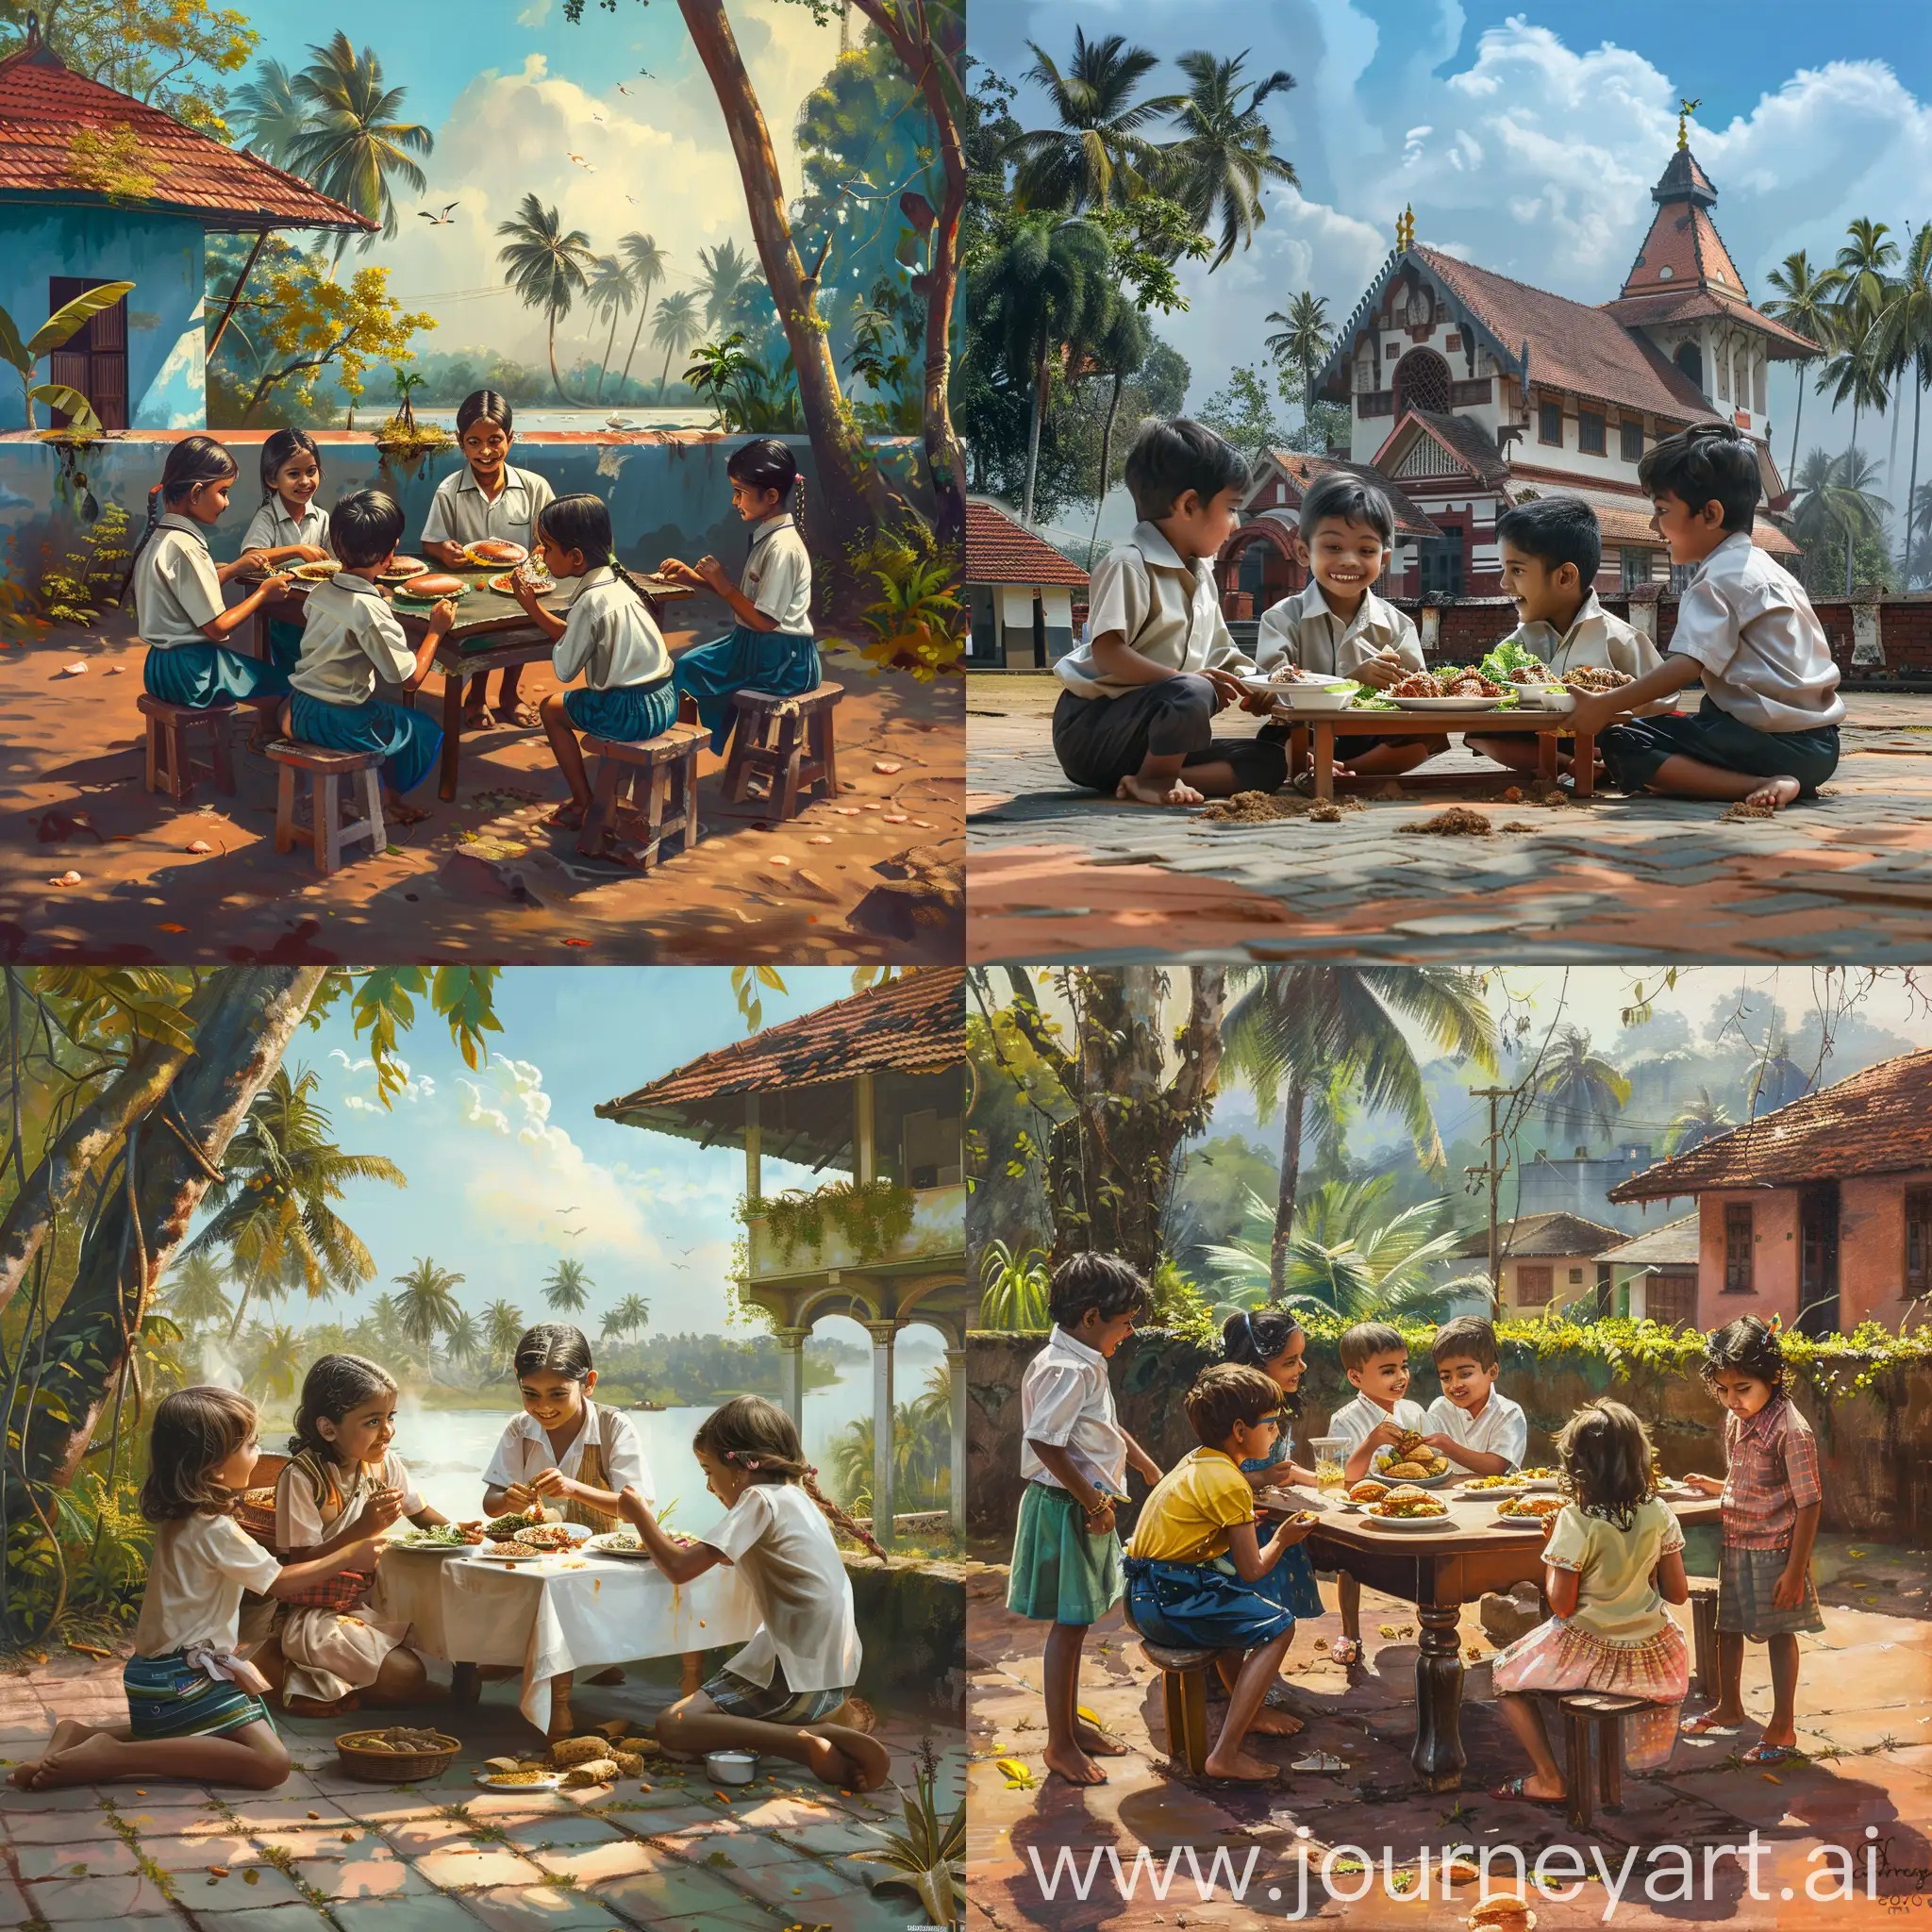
417, 202, 459, 225
567, 153, 594, 171
637, 67, 654, 79
624, 194, 639, 206
617, 82, 631, 95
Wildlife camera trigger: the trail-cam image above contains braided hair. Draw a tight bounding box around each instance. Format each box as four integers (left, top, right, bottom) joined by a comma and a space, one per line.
128, 433, 239, 578
726, 438, 805, 544
692, 1394, 888, 1560
289, 1353, 399, 1464
538, 493, 658, 608
259, 426, 322, 509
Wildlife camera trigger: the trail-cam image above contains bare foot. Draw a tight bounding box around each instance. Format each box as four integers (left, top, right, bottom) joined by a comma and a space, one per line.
1074, 1719, 1127, 1757
808, 1722, 891, 1791
1682, 1709, 1745, 1735
1515, 1770, 1566, 1802
1116, 773, 1203, 808
26, 1731, 129, 1789
546, 1704, 575, 1741
1041, 1740, 1107, 1786
388, 800, 430, 827
545, 801, 587, 830
495, 703, 542, 729
1202, 1747, 1281, 1782
1744, 774, 1801, 810
1245, 1707, 1305, 1737
8, 1719, 89, 1788
462, 706, 491, 730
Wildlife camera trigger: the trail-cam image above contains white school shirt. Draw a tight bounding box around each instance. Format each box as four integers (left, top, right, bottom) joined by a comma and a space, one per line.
1666, 531, 1844, 732
1493, 591, 1660, 682
553, 566, 671, 691
482, 1401, 655, 1507
1016, 1325, 1128, 1498
1056, 521, 1257, 700
1254, 579, 1425, 679
131, 1510, 282, 1657
1324, 1391, 1430, 1459
742, 512, 814, 635
701, 1482, 861, 1692
420, 463, 555, 551
275, 1449, 424, 1551
290, 574, 417, 707
133, 513, 225, 649
241, 494, 332, 558
1424, 1390, 1528, 1469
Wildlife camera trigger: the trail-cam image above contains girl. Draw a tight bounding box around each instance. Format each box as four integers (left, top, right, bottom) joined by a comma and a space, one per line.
421, 390, 556, 728
7, 1387, 383, 1791
616, 1394, 891, 1791
269, 1355, 478, 1718
1490, 1399, 1690, 1806
240, 428, 331, 678
130, 434, 291, 709
508, 493, 676, 839
663, 439, 818, 755
1680, 1315, 1823, 1764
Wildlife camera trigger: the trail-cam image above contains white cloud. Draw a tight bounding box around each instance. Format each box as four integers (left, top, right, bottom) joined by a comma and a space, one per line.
328, 1046, 434, 1110
518, 0, 553, 25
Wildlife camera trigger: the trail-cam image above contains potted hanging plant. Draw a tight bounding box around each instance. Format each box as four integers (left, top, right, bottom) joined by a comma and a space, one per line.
375, 366, 453, 464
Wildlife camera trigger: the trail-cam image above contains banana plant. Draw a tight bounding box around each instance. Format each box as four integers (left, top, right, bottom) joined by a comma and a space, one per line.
0, 281, 135, 436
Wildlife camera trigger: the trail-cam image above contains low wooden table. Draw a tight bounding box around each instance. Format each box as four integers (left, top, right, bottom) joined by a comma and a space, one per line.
1275, 1489, 1721, 1791
1280, 708, 1600, 801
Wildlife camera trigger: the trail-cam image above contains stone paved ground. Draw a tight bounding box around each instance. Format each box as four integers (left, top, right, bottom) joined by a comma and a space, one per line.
966, 675, 1932, 962
964, 1536, 1932, 1931
0, 1652, 962, 1932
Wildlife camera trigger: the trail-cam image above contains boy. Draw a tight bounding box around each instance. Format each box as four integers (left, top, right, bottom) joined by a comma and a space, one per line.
1421, 1315, 1527, 1477
1053, 419, 1282, 808
1566, 424, 1842, 810
1326, 1322, 1430, 1663
1255, 472, 1447, 779
289, 491, 453, 826
1124, 1365, 1316, 1783
1465, 495, 1662, 774
1008, 1254, 1165, 1786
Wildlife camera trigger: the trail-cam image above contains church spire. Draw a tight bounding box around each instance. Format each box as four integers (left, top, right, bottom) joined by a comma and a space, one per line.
1675, 95, 1700, 151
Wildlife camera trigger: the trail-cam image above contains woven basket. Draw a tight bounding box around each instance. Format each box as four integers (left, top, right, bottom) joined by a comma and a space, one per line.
335, 1727, 460, 1783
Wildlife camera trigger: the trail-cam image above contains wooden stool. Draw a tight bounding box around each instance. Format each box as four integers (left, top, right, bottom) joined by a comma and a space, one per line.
723, 681, 842, 820
268, 741, 386, 874
1557, 1691, 1657, 1829
1137, 1639, 1217, 1775
1688, 1579, 1720, 1702
139, 694, 236, 802
579, 722, 706, 868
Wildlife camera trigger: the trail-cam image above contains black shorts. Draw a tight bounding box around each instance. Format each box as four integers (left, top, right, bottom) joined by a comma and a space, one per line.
1053, 679, 1287, 794
1599, 697, 1840, 796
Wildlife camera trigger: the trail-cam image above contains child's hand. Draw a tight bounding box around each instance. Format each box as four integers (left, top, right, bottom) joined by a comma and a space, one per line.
1083, 1499, 1116, 1538
236, 548, 274, 577
503, 1482, 541, 1513
1270, 1514, 1316, 1548
1355, 652, 1407, 691
693, 554, 729, 592
1420, 1434, 1459, 1455
296, 544, 332, 563
359, 1488, 408, 1533
426, 599, 458, 635
1771, 1563, 1808, 1611
1363, 1420, 1407, 1450
344, 1532, 387, 1568
455, 1520, 487, 1543
261, 573, 292, 599
658, 557, 702, 588
1565, 691, 1624, 740
1682, 1472, 1724, 1496
616, 1485, 651, 1529
1200, 666, 1245, 712
531, 1467, 573, 1498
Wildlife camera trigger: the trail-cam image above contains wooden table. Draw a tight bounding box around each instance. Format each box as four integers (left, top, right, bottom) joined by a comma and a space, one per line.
1280, 708, 1599, 802
1275, 1489, 1721, 1791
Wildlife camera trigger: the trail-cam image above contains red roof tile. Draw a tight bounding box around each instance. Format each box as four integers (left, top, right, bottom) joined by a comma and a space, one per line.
1452, 1212, 1624, 1259
1251, 449, 1441, 538
1508, 478, 1799, 557
966, 498, 1090, 588
1610, 1049, 1932, 1198
1600, 288, 1820, 359
0, 32, 374, 232
1371, 410, 1513, 491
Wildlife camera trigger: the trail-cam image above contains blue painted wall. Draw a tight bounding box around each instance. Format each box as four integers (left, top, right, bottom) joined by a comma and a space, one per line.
0, 204, 206, 431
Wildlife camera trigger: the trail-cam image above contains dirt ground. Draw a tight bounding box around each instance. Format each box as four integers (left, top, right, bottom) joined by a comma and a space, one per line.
0, 603, 962, 965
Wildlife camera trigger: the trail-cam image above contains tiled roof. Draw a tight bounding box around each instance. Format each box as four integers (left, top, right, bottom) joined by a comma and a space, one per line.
1253, 449, 1441, 538
1452, 1212, 1624, 1258
0, 32, 374, 232
1600, 1214, 1701, 1268
1622, 202, 1747, 306
1610, 1049, 1932, 1199
1372, 410, 1512, 491
1507, 479, 1800, 557
1601, 289, 1821, 359
965, 498, 1090, 588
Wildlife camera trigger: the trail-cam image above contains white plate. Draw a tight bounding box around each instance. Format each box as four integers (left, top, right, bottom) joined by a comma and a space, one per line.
514, 1523, 592, 1551
1358, 1508, 1454, 1532
1390, 693, 1507, 711
583, 1530, 655, 1558
1368, 1456, 1457, 1490
475, 1771, 563, 1791
1491, 1502, 1564, 1526
1245, 680, 1358, 714
386, 1536, 475, 1557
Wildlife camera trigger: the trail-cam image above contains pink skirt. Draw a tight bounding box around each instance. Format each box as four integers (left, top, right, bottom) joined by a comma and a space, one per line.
1491, 1616, 1689, 1771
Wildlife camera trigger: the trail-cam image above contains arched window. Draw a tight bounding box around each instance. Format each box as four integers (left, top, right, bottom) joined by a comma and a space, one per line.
1674, 341, 1704, 391
1393, 347, 1453, 419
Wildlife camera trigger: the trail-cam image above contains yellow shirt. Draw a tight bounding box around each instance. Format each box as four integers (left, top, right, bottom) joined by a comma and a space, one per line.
1127, 1448, 1255, 1565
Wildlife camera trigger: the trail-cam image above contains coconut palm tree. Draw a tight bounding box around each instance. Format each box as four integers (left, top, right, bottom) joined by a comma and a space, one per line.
441, 1307, 483, 1381
649, 290, 704, 405
496, 193, 597, 405
585, 256, 636, 403
696, 240, 757, 331
1220, 966, 1498, 1297
392, 1257, 464, 1350
543, 1257, 592, 1315
1789, 446, 1891, 593
608, 1292, 652, 1341
1762, 250, 1845, 484
1882, 225, 1932, 581
287, 31, 434, 256
613, 232, 668, 399
1665, 1088, 1736, 1158
1823, 220, 1900, 592
1263, 291, 1331, 429
232, 58, 308, 169
1081, 294, 1150, 566
162, 1252, 234, 1332
242, 1323, 306, 1403
483, 1299, 526, 1377
1158, 49, 1298, 269
1533, 1026, 1631, 1148
1004, 28, 1172, 214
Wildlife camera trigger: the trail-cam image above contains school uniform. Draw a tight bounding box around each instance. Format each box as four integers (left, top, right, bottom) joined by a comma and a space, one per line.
1600, 532, 1843, 796
134, 512, 288, 708
1053, 523, 1284, 793
420, 462, 554, 555
673, 511, 820, 754
1254, 579, 1432, 762
481, 1401, 654, 1528
553, 565, 676, 741
1424, 1389, 1528, 1469
1493, 591, 1659, 683
125, 1510, 281, 1740
288, 574, 442, 794
241, 495, 333, 674
1238, 1429, 1324, 1621
1325, 1391, 1431, 1462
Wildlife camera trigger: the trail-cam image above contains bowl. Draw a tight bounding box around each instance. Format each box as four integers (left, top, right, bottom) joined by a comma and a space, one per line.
705, 1749, 758, 1785
337, 1726, 460, 1783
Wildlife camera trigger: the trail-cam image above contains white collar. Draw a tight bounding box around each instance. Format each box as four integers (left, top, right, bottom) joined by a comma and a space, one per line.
458, 465, 522, 497
748, 512, 793, 547
332, 572, 383, 600
568, 565, 615, 605
1301, 579, 1383, 632
1697, 531, 1754, 577
1048, 1325, 1104, 1369
275, 496, 317, 524
158, 511, 210, 546
1128, 520, 1198, 575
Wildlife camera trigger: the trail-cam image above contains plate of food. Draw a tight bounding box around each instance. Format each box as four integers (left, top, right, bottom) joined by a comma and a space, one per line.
1362, 1487, 1452, 1531
1652, 1476, 1702, 1501
291, 559, 341, 583
1492, 1493, 1566, 1525
476, 1768, 563, 1790
471, 1540, 542, 1563
376, 557, 429, 585
483, 1506, 550, 1538
584, 1527, 653, 1558
1369, 1430, 1457, 1488
1243, 670, 1359, 713
1563, 666, 1634, 696
392, 573, 468, 604
1389, 667, 1511, 709
513, 1521, 592, 1552
1509, 1467, 1562, 1491
464, 540, 528, 568
388, 1524, 484, 1555
1457, 1473, 1537, 1495
488, 568, 554, 597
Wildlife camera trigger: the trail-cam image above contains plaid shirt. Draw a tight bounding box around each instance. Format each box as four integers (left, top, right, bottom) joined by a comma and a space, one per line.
1722, 1394, 1823, 1550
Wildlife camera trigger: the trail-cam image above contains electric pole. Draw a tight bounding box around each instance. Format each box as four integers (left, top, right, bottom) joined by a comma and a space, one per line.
1466, 1085, 1519, 1318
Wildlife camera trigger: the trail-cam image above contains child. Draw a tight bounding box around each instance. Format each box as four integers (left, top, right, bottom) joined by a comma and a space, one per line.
288, 491, 450, 826
1490, 1399, 1690, 1804
129, 434, 291, 708
270, 1355, 479, 1718
1254, 472, 1447, 780
1422, 1314, 1527, 1477
1052, 418, 1281, 807
1008, 1253, 1164, 1786
421, 390, 556, 727
508, 493, 676, 839
239, 427, 332, 677
1465, 495, 1663, 774
1124, 1365, 1318, 1782
663, 439, 820, 755
1566, 424, 1843, 810
8, 1387, 383, 1791
1680, 1315, 1822, 1762
615, 1395, 891, 1791
1326, 1321, 1431, 1663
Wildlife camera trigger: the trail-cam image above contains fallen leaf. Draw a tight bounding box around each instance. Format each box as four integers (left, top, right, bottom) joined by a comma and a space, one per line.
60, 660, 88, 676
64, 1641, 109, 1658
807, 835, 832, 844
243, 1868, 259, 1884
872, 760, 902, 774
341, 1831, 356, 1843
158, 923, 187, 933
562, 938, 591, 947
187, 840, 212, 854
105, 665, 125, 675
1849, 1549, 1867, 1558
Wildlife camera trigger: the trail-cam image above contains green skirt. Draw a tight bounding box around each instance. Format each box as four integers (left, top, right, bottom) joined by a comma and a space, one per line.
1006, 1480, 1124, 1626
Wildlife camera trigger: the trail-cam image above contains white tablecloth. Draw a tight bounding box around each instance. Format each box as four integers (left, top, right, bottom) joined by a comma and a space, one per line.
378, 1547, 759, 1732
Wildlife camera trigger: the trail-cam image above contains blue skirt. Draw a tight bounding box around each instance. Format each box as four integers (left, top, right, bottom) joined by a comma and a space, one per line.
290, 691, 441, 796
1240, 1449, 1325, 1621
125, 1649, 274, 1740
143, 642, 288, 708
564, 676, 677, 742
1124, 1556, 1299, 1653
673, 625, 820, 754
264, 618, 305, 676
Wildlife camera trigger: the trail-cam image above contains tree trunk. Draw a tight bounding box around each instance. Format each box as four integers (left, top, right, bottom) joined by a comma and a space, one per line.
549, 318, 568, 407
618, 281, 656, 397
675, 0, 910, 574
1789, 362, 1806, 485
16, 969, 325, 1491
597, 308, 622, 403
1268, 1076, 1307, 1302
1905, 372, 1924, 584
1023, 337, 1049, 526
657, 338, 678, 405
1846, 400, 1863, 597
1088, 370, 1123, 567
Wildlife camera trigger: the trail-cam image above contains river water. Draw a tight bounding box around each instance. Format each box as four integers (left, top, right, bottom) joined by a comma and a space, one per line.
409, 405, 716, 436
